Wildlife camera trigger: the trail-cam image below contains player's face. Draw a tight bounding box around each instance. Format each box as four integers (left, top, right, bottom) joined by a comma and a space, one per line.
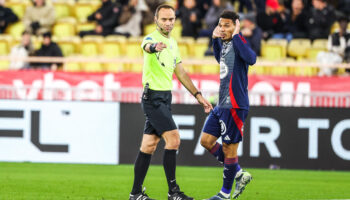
155, 8, 175, 36
218, 18, 235, 41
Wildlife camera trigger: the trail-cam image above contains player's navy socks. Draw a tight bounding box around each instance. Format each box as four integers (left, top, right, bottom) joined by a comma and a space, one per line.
163, 149, 177, 193
221, 157, 241, 195
209, 142, 224, 163
131, 151, 152, 194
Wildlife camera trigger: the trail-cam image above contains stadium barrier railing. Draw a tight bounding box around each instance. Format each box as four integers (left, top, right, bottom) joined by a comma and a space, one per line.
0, 85, 350, 108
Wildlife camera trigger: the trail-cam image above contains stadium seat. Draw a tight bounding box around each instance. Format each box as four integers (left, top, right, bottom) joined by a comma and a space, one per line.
53, 18, 77, 38
171, 20, 182, 40
73, 2, 100, 23
56, 36, 81, 56
32, 36, 43, 50
53, 1, 73, 19
290, 58, 317, 76
306, 48, 325, 61
197, 63, 219, 74
126, 37, 143, 72
64, 61, 81, 72
82, 62, 104, 72
330, 22, 339, 33
5, 22, 25, 38
312, 39, 328, 49
177, 37, 194, 58
193, 37, 209, 58
287, 39, 311, 59
269, 58, 292, 76
144, 23, 156, 36
0, 35, 12, 71
5, 1, 28, 19
76, 22, 96, 33
102, 36, 127, 72
80, 36, 103, 56
0, 35, 13, 55
266, 38, 287, 57
261, 44, 285, 60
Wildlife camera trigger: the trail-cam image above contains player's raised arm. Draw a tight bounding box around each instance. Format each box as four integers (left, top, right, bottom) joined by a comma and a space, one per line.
232, 19, 257, 65
212, 26, 222, 63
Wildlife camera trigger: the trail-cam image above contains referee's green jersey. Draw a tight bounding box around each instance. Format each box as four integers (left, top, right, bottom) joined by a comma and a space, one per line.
141, 30, 182, 91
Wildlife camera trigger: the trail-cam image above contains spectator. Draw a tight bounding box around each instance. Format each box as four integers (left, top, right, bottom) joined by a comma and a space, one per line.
201, 0, 233, 55
317, 16, 349, 76
305, 0, 336, 40
200, 0, 233, 37
257, 0, 285, 39
9, 31, 34, 70
254, 0, 266, 13
114, 0, 148, 37
283, 0, 308, 40
177, 0, 211, 18
337, 0, 350, 16
176, 0, 202, 38
23, 0, 55, 36
241, 13, 263, 55
79, 0, 121, 37
0, 0, 18, 34
232, 0, 253, 13
31, 32, 63, 70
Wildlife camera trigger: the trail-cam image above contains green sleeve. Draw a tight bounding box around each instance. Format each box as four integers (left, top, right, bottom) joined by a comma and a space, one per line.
141, 36, 155, 51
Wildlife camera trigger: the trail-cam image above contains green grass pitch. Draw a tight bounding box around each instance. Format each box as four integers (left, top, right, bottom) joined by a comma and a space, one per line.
1, 162, 350, 200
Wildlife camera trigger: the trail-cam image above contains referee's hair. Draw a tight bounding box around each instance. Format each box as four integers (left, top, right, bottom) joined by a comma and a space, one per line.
220, 10, 240, 24
155, 4, 175, 18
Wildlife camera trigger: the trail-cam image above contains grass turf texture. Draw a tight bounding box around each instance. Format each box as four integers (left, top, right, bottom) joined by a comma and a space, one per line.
0, 163, 350, 200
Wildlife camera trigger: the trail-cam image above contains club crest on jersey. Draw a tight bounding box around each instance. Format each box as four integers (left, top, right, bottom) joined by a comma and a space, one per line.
219, 120, 226, 135
220, 60, 228, 79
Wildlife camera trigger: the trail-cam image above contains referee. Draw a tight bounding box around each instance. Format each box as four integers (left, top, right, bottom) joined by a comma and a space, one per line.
129, 4, 213, 200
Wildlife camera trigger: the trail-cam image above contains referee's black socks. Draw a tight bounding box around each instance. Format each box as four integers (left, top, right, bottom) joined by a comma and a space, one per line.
131, 151, 152, 194
163, 149, 178, 193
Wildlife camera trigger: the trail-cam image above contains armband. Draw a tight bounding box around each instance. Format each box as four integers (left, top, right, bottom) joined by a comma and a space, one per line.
149, 43, 158, 53
193, 91, 202, 98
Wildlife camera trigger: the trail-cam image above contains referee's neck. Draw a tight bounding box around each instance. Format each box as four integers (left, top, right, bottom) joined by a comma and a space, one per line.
156, 28, 170, 38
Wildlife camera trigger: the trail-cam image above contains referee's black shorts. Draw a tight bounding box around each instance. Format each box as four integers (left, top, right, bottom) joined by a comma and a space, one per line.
141, 89, 177, 137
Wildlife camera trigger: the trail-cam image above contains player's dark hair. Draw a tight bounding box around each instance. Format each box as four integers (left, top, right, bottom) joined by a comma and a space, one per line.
155, 4, 175, 18
220, 10, 240, 24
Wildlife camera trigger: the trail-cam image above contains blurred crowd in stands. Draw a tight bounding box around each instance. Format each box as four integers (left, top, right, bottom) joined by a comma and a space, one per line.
0, 0, 350, 75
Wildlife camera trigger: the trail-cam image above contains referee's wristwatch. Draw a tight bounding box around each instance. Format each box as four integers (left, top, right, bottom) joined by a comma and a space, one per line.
193, 91, 202, 98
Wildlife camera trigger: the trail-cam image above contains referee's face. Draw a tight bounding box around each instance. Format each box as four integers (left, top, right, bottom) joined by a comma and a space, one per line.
155, 8, 175, 35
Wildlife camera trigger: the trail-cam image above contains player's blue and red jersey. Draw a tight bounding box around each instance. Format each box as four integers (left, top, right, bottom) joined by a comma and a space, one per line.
212, 33, 256, 110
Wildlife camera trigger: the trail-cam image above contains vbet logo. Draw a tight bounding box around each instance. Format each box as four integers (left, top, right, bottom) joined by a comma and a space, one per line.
0, 100, 120, 164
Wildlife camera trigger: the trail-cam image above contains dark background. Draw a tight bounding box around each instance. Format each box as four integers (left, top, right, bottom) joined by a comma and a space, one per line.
120, 103, 350, 170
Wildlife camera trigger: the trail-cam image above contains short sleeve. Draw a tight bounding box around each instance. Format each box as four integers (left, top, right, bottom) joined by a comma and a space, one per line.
141, 36, 154, 51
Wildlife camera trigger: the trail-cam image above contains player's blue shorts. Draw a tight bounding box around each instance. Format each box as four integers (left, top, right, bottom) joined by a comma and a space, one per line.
202, 106, 248, 144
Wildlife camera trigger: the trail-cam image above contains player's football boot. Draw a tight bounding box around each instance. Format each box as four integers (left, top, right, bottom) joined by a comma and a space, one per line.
168, 184, 194, 200
129, 187, 155, 200
206, 192, 230, 200
232, 170, 252, 199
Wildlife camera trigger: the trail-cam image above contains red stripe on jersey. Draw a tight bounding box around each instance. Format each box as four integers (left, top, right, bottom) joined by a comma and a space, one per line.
230, 108, 244, 136
229, 74, 240, 109
239, 35, 247, 44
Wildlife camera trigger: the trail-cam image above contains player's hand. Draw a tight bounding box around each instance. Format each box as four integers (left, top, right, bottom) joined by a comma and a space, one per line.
155, 42, 167, 52
232, 19, 240, 37
212, 26, 222, 39
197, 95, 213, 113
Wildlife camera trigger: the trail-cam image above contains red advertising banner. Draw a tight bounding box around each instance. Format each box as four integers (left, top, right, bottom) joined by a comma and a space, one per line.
0, 70, 349, 107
